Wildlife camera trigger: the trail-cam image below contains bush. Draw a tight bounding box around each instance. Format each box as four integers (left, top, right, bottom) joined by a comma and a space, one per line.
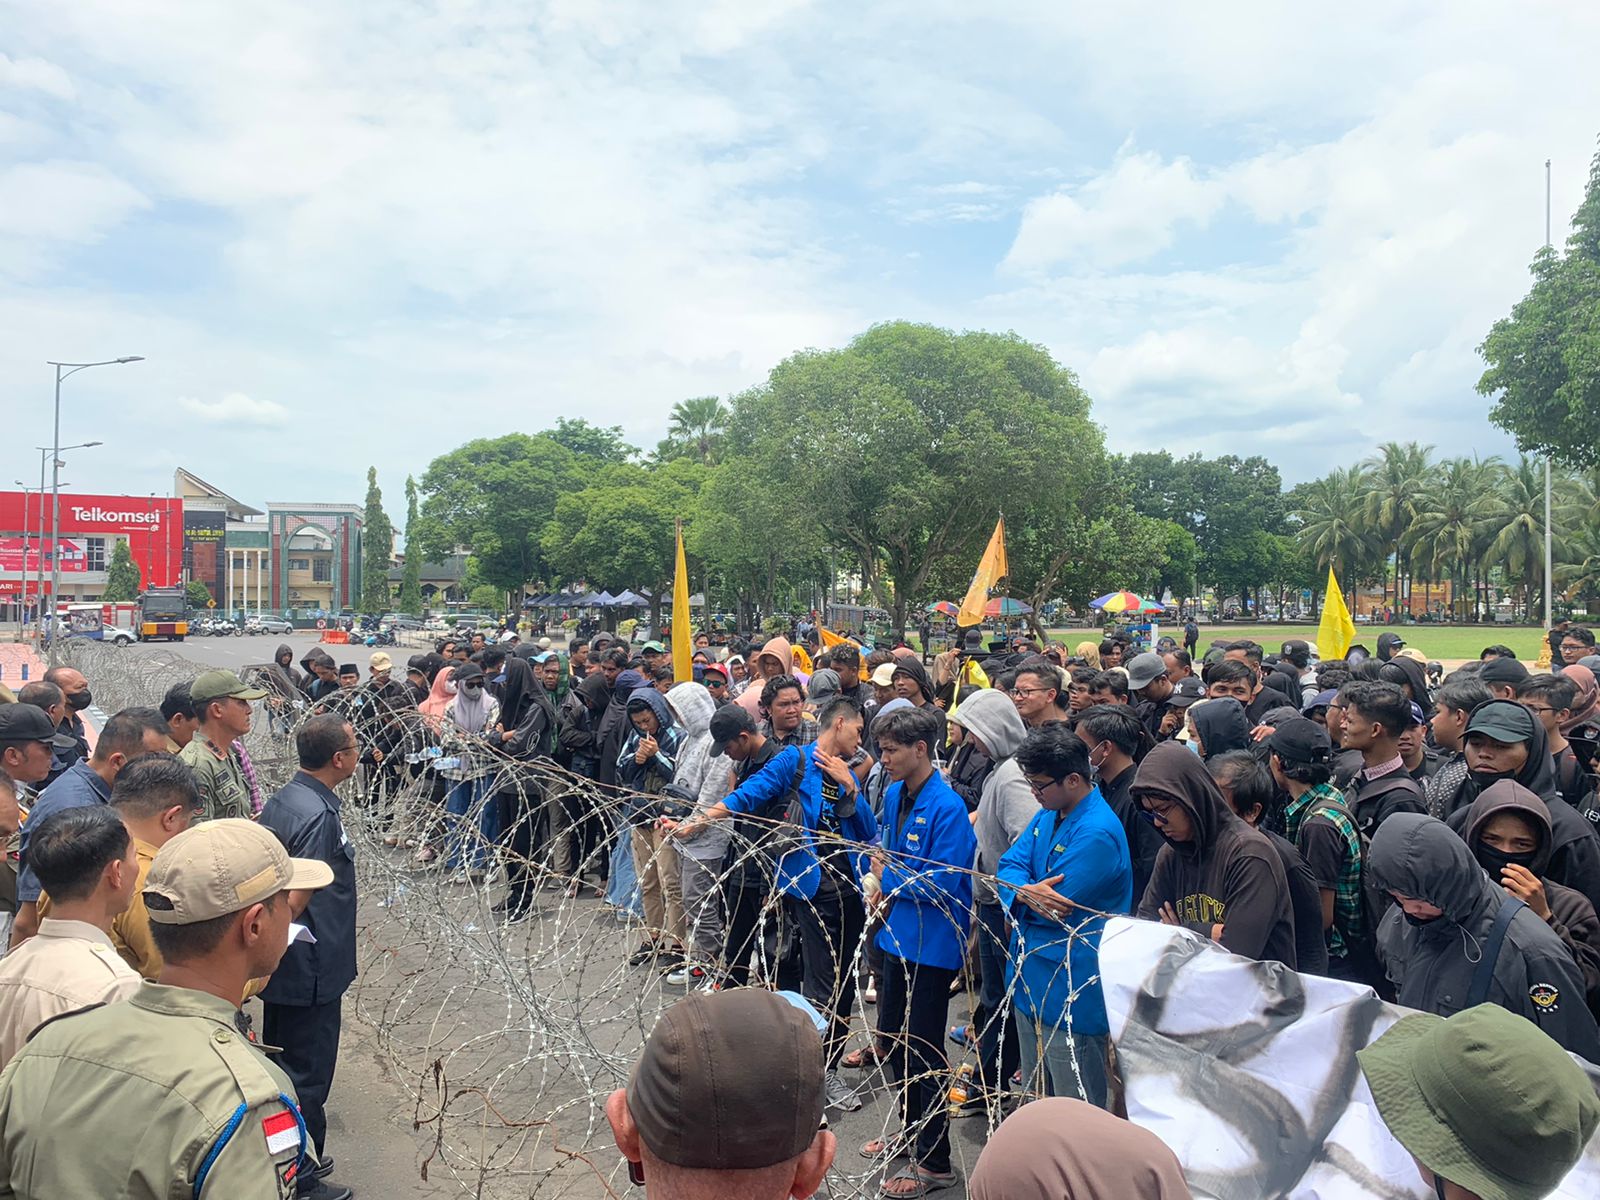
761, 614, 789, 635
562, 618, 579, 631
617, 618, 638, 640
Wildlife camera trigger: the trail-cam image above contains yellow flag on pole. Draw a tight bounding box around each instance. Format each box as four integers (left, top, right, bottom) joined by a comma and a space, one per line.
957, 517, 1008, 628
672, 522, 693, 683
1318, 566, 1356, 661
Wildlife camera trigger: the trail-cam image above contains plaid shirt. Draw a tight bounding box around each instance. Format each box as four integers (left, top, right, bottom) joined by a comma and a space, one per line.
763, 715, 820, 747
1283, 781, 1363, 960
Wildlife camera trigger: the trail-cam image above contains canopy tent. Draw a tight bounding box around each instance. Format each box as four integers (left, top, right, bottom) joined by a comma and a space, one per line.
592, 590, 617, 606
1091, 591, 1164, 614
612, 589, 650, 607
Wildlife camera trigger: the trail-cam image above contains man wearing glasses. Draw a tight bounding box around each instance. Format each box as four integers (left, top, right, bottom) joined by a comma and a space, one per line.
1559, 625, 1596, 668
1010, 663, 1067, 729
258, 713, 362, 1200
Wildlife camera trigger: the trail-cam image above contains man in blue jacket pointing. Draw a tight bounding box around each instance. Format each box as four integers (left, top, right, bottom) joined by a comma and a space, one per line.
996, 723, 1131, 1110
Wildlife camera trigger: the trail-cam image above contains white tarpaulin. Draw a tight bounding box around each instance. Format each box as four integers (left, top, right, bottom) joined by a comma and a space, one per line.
1099, 917, 1600, 1199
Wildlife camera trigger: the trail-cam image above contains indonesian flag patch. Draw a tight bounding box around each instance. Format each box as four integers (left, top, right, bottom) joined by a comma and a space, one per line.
262, 1109, 299, 1156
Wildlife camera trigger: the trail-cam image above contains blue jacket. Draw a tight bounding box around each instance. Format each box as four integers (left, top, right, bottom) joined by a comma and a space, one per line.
873, 770, 977, 970
17, 760, 112, 903
721, 744, 878, 899
995, 789, 1132, 1035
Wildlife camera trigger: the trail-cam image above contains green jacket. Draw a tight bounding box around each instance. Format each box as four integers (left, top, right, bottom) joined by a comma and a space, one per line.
0, 982, 307, 1199
179, 732, 254, 822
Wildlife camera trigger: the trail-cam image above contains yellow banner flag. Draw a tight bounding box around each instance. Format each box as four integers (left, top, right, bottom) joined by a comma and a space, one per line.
1318, 565, 1356, 661
672, 523, 693, 683
957, 516, 1008, 627
819, 626, 849, 648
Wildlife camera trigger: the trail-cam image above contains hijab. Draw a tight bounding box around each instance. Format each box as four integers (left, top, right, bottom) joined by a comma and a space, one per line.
500, 656, 535, 731
449, 664, 493, 732
969, 1099, 1192, 1200
419, 665, 456, 725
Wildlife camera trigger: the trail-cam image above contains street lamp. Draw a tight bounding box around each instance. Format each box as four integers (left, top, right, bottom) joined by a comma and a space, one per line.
33, 441, 103, 646
45, 357, 140, 662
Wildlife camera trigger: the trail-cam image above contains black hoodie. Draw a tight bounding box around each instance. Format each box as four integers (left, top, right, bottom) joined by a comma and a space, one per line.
1376, 632, 1405, 662
1465, 780, 1600, 1015
890, 657, 948, 751
1445, 700, 1600, 914
1370, 813, 1600, 1059
1190, 698, 1250, 761
1133, 742, 1297, 968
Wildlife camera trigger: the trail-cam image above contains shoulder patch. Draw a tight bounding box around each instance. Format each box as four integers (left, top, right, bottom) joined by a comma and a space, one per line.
1529, 981, 1560, 1012
263, 1109, 299, 1155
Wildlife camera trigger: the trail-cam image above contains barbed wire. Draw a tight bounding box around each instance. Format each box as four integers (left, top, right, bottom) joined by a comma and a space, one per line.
57, 641, 1108, 1198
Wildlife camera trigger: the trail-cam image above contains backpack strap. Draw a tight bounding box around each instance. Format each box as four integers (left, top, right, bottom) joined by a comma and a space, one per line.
1467, 896, 1526, 1008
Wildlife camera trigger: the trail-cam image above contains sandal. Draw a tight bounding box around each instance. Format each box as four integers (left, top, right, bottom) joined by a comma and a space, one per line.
858, 1136, 908, 1161
946, 1023, 970, 1049
880, 1166, 958, 1197
841, 1043, 891, 1070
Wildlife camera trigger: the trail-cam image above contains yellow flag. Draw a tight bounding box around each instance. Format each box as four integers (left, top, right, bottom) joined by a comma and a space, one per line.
957, 517, 1008, 627
819, 626, 848, 648
672, 523, 693, 683
1318, 566, 1356, 661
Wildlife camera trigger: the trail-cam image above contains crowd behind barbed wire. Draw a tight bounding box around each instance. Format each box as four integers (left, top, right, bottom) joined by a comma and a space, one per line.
51, 638, 1109, 1199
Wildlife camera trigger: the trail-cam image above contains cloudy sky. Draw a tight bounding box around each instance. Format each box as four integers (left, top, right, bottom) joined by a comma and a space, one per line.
4, 1, 1598, 513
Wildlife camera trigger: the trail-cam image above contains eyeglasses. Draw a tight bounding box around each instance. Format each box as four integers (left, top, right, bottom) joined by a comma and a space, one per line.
337, 743, 359, 754
1011, 687, 1051, 698
1522, 704, 1555, 715
1138, 800, 1179, 826
1023, 774, 1057, 795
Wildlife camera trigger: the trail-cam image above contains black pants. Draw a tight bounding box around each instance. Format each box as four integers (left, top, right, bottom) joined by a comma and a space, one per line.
877, 954, 955, 1173
722, 881, 770, 987
793, 882, 866, 1068
500, 785, 542, 916
262, 997, 342, 1160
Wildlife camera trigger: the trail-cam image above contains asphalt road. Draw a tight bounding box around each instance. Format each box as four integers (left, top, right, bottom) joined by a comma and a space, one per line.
115, 629, 417, 671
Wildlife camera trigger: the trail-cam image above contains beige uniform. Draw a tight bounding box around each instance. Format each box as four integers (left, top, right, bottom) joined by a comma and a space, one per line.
0, 981, 308, 1199
0, 917, 140, 1068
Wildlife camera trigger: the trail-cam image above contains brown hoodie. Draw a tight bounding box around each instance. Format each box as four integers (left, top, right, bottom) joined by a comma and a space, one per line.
735, 635, 797, 716
1133, 742, 1298, 968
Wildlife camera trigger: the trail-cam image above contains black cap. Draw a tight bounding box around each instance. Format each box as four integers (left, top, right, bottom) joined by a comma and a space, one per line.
1465, 698, 1537, 745
1168, 677, 1206, 708
0, 704, 57, 743
1270, 717, 1332, 765
708, 704, 756, 752
1478, 657, 1531, 686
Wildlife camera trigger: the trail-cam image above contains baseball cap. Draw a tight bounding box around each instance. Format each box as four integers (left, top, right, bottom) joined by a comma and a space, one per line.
708, 704, 756, 753
1270, 717, 1331, 765
190, 669, 268, 705
1167, 677, 1206, 708
0, 704, 56, 743
1465, 698, 1537, 745
537, 637, 552, 650
869, 663, 897, 687
641, 641, 666, 654
143, 819, 333, 925
627, 990, 824, 1170
369, 651, 393, 672
531, 650, 556, 664
1478, 656, 1531, 686
1303, 688, 1339, 714
1357, 1004, 1599, 1200
1395, 646, 1427, 665
701, 662, 730, 683
1406, 701, 1426, 729
1125, 652, 1166, 691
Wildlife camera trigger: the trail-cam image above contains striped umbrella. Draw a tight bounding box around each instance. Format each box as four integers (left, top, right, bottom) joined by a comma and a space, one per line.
1090, 591, 1164, 613
984, 597, 1032, 617
925, 601, 960, 617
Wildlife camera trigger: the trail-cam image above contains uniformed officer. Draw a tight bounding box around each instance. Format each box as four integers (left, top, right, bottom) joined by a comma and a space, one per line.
0, 818, 333, 1199
179, 670, 268, 821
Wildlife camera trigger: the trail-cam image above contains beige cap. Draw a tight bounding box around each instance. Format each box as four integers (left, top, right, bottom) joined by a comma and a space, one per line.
369, 651, 393, 672
870, 662, 897, 687
144, 819, 334, 925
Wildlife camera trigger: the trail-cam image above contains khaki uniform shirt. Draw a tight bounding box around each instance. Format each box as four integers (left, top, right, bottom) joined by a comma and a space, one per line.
180, 731, 254, 822
0, 981, 307, 1199
113, 838, 163, 978
0, 918, 141, 1069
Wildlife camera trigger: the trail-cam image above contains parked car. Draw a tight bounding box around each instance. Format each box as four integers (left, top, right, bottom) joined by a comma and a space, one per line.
245, 615, 294, 635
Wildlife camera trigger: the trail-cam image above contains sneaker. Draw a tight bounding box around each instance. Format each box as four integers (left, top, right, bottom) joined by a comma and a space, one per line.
312, 1155, 335, 1179
665, 963, 709, 987
824, 1069, 863, 1112
295, 1177, 352, 1200
655, 949, 685, 971
627, 942, 659, 966
863, 976, 877, 1005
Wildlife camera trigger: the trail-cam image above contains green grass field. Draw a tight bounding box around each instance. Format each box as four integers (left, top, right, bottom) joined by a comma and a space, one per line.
1119, 623, 1550, 663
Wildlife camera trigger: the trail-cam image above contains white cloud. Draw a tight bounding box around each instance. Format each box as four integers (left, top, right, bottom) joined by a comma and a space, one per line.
177, 393, 289, 427
0, 161, 146, 243
0, 52, 74, 99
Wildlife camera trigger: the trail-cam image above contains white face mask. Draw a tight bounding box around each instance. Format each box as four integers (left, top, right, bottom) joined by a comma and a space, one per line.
445, 678, 459, 695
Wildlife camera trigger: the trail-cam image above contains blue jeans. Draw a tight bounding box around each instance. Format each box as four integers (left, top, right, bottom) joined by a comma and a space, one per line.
1016, 1018, 1109, 1109
444, 777, 499, 869
605, 815, 643, 917
975, 900, 1020, 1093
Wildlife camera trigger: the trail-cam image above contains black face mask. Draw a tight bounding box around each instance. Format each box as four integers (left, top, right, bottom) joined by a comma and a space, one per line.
66, 688, 91, 711
1475, 842, 1540, 878
1403, 910, 1442, 928
1469, 768, 1517, 793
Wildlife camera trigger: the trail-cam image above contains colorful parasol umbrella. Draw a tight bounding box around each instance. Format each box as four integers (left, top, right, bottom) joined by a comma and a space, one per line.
984, 597, 1032, 618
925, 601, 959, 617
1090, 591, 1164, 613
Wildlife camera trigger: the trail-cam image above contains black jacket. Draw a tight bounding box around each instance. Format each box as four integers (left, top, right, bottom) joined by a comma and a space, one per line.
258, 772, 357, 1006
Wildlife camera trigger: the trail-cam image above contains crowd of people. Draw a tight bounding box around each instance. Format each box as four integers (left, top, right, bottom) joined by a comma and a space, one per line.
1, 618, 1599, 1197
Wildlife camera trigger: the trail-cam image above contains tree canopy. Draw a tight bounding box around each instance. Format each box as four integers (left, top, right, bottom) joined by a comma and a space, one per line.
102, 539, 141, 602
360, 467, 394, 612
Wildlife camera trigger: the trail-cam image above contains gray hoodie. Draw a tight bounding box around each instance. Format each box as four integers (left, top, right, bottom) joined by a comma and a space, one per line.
964, 689, 1040, 907
666, 681, 732, 862
1370, 813, 1600, 1060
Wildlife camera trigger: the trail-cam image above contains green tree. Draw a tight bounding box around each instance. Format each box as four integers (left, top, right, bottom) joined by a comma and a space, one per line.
1484, 455, 1560, 618
1293, 466, 1379, 581
688, 459, 824, 624
731, 322, 1096, 633
1479, 140, 1600, 467
102, 539, 141, 601
359, 467, 394, 612
546, 417, 637, 464
399, 474, 424, 614
468, 584, 505, 612
1361, 441, 1433, 609
1407, 456, 1500, 619
185, 580, 213, 609
666, 395, 730, 466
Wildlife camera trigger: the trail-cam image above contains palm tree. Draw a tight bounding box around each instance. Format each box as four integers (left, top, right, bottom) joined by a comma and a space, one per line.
1295, 466, 1378, 594
1484, 455, 1558, 619
667, 396, 730, 466
1361, 441, 1434, 612
1407, 456, 1500, 619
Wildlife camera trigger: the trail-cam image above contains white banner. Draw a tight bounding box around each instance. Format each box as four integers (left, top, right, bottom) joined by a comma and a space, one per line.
1099, 917, 1600, 1199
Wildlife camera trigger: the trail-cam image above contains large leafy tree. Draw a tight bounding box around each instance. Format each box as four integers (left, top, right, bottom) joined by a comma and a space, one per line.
359, 467, 394, 612
664, 396, 730, 466
1292, 466, 1377, 581
1479, 140, 1600, 467
731, 321, 1095, 633
688, 457, 824, 624
1484, 454, 1560, 617
1361, 441, 1433, 608
102, 539, 141, 602
545, 417, 637, 464
398, 475, 424, 614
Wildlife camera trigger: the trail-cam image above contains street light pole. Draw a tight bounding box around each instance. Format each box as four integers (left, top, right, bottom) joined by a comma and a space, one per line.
13, 482, 32, 637
33, 441, 104, 646
44, 357, 141, 662
1544, 160, 1554, 633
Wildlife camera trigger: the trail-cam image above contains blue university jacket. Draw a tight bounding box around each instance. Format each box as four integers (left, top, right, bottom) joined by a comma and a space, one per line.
995, 788, 1132, 1035
722, 744, 878, 899
873, 770, 977, 971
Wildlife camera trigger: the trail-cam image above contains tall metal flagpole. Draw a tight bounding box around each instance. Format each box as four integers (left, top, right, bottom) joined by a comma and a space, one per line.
1545, 159, 1554, 632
